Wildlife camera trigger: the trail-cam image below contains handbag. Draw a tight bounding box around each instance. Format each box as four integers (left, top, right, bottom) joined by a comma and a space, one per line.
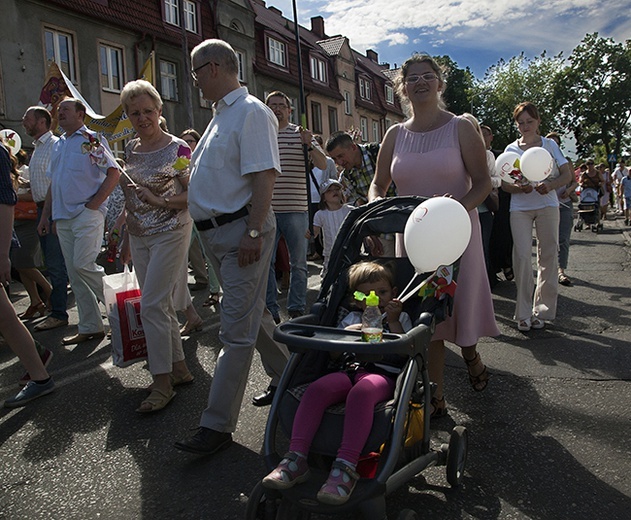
103, 265, 147, 367
484, 188, 499, 213
14, 200, 38, 220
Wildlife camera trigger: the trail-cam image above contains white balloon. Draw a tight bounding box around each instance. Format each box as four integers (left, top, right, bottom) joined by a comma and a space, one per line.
0, 129, 21, 155
520, 146, 553, 182
404, 197, 472, 274
495, 151, 522, 183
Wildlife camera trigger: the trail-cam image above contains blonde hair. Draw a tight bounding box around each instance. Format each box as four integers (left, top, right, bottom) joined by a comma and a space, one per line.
348, 261, 394, 292
394, 53, 446, 110
120, 79, 163, 113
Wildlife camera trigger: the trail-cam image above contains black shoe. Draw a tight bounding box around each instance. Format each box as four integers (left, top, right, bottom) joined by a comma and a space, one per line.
174, 427, 232, 455
288, 310, 303, 319
188, 282, 209, 291
252, 385, 276, 407
272, 314, 281, 325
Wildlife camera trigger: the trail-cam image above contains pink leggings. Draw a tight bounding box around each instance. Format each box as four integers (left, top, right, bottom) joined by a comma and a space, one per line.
289, 369, 395, 466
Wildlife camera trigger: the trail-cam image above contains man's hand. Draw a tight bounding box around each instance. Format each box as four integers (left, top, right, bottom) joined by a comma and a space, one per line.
299, 127, 313, 145
37, 216, 50, 236
0, 255, 11, 286
238, 235, 262, 268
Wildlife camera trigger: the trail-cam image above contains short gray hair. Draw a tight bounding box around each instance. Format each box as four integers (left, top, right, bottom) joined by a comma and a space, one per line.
120, 79, 163, 113
191, 39, 238, 76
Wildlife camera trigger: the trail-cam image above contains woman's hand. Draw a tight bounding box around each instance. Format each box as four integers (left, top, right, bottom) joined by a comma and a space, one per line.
119, 234, 132, 265
518, 183, 534, 194
133, 185, 160, 206
535, 180, 553, 195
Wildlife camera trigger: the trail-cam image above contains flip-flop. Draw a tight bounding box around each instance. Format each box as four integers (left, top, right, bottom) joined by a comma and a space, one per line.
203, 293, 221, 307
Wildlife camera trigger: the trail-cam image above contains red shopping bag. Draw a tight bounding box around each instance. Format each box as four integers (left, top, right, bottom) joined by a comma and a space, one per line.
103, 265, 147, 367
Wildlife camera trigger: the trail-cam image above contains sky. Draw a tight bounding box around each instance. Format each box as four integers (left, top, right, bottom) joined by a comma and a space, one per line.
268, 0, 631, 78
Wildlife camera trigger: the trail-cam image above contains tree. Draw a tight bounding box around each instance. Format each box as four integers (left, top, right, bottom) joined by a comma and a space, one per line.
553, 33, 631, 161
473, 52, 565, 151
434, 55, 474, 116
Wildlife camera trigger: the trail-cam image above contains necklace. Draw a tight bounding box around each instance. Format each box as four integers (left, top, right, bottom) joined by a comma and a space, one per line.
414, 110, 441, 134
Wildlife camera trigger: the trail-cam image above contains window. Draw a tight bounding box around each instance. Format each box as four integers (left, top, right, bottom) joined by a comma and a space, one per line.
99, 44, 123, 92
160, 60, 178, 101
344, 91, 352, 115
385, 84, 394, 104
164, 0, 197, 32
360, 117, 368, 142
183, 1, 197, 32
328, 107, 338, 134
372, 120, 380, 142
385, 118, 392, 130
310, 56, 327, 83
164, 0, 179, 25
236, 50, 245, 82
110, 139, 126, 160
311, 102, 322, 134
44, 28, 76, 81
267, 37, 286, 67
359, 77, 371, 100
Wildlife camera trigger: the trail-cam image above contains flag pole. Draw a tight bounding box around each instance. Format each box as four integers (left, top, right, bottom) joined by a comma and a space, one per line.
291, 0, 315, 235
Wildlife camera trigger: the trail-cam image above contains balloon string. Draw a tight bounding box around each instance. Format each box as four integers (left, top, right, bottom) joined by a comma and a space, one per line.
381, 270, 437, 321
397, 272, 421, 301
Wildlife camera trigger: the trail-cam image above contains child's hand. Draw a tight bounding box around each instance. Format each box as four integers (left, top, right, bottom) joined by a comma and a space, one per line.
384, 299, 403, 322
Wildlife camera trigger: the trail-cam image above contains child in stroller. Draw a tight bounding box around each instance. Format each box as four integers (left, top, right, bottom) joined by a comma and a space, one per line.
246, 196, 468, 520
575, 184, 602, 232
262, 261, 412, 505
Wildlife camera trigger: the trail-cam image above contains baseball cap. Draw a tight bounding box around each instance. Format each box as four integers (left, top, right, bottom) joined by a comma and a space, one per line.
319, 179, 343, 195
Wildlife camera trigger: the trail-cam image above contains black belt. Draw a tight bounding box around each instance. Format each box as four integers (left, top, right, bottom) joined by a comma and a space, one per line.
195, 206, 249, 231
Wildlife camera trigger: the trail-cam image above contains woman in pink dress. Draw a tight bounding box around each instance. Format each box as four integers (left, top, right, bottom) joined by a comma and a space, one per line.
369, 53, 499, 418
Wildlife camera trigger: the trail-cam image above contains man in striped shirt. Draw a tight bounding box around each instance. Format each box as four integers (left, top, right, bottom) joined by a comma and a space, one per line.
264, 91, 327, 326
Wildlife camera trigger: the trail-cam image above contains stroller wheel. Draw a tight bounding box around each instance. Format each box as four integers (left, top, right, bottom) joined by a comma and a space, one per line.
245, 482, 279, 520
397, 510, 420, 520
446, 426, 468, 487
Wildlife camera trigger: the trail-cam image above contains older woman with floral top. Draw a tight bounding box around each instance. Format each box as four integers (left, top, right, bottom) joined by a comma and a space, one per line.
119, 79, 193, 413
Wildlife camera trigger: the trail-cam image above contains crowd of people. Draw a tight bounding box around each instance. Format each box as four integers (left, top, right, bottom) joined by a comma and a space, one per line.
2, 41, 629, 499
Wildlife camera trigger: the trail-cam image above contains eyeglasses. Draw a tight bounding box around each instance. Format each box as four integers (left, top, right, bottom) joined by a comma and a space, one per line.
191, 62, 218, 81
404, 72, 439, 84
127, 108, 158, 119
268, 103, 289, 109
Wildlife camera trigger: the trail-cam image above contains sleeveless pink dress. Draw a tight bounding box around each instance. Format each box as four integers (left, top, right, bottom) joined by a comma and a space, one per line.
391, 117, 499, 346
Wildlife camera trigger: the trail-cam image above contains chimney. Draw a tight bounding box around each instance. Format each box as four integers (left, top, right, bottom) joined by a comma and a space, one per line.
311, 16, 325, 39
366, 49, 378, 62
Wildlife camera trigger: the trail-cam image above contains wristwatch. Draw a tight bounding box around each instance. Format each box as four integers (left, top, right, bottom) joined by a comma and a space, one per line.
247, 229, 261, 239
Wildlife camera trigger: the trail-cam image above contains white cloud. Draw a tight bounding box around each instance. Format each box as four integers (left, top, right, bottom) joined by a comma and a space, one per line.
269, 0, 631, 74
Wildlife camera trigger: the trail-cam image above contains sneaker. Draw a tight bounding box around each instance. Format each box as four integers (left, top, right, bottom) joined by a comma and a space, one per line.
19, 349, 53, 386
4, 379, 55, 408
316, 460, 360, 505
262, 452, 310, 490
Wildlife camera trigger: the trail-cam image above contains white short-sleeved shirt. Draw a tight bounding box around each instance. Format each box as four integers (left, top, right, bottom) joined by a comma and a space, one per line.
188, 87, 280, 220
313, 204, 353, 266
504, 137, 568, 212
47, 125, 119, 220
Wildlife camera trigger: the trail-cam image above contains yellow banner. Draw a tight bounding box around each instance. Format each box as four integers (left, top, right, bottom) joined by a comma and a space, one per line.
38, 53, 155, 143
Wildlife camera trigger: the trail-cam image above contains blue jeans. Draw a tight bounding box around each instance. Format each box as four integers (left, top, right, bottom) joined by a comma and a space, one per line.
37, 207, 69, 321
266, 212, 309, 316
558, 201, 573, 270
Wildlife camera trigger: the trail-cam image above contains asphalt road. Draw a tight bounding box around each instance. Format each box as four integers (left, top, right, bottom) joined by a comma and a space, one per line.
1, 214, 630, 520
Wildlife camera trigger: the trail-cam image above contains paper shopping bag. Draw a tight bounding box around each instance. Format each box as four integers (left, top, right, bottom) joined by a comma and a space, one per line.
103, 265, 147, 367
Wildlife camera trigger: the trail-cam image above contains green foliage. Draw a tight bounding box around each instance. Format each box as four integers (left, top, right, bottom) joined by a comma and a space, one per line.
472, 52, 565, 150
553, 33, 631, 160
434, 55, 475, 115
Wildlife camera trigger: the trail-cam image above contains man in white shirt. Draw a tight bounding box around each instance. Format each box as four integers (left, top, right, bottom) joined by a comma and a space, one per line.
175, 39, 289, 456
22, 106, 69, 331
612, 161, 628, 214
38, 98, 120, 345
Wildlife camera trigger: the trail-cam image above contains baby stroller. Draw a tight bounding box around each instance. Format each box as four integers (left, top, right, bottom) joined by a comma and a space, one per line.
245, 196, 468, 520
574, 187, 602, 232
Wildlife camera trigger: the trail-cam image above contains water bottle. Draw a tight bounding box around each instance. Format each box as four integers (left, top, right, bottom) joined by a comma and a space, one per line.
361, 290, 383, 343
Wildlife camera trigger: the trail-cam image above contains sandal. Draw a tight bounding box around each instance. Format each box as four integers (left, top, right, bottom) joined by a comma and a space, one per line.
430, 396, 448, 420
136, 387, 175, 413
171, 372, 195, 387
517, 319, 531, 332
180, 318, 204, 336
558, 273, 572, 286
464, 352, 489, 392
503, 267, 514, 281
19, 302, 47, 320
530, 317, 545, 330
262, 451, 311, 490
317, 460, 360, 505
203, 293, 221, 307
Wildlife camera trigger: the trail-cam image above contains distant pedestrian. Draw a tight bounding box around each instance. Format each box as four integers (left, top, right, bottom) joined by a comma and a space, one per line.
621, 169, 631, 225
